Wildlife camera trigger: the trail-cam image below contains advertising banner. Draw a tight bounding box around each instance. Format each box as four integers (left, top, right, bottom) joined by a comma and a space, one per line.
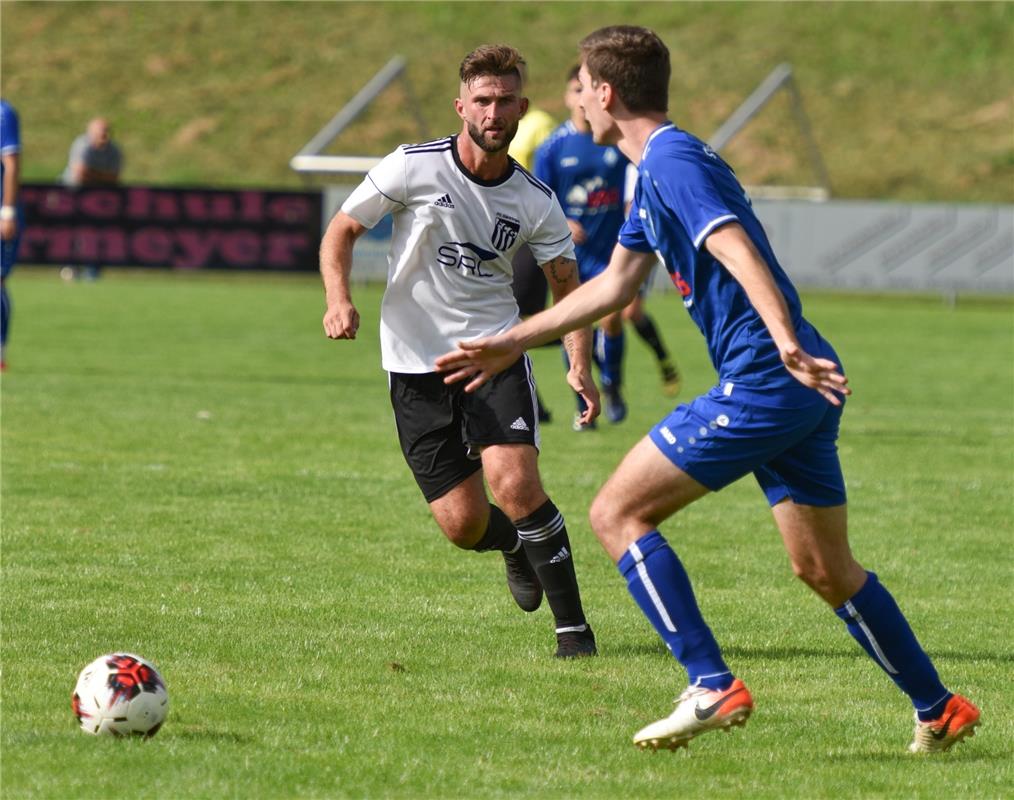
19, 183, 323, 272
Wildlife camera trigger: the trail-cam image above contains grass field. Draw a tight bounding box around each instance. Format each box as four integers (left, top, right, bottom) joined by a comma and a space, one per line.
3, 1, 1012, 201
2, 270, 1012, 798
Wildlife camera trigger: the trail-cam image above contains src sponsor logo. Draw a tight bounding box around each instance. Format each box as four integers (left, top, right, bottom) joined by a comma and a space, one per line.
491, 213, 521, 251
437, 241, 498, 278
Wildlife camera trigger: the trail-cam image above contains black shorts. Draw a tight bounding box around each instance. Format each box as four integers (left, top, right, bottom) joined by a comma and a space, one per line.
390, 355, 541, 502
511, 244, 548, 317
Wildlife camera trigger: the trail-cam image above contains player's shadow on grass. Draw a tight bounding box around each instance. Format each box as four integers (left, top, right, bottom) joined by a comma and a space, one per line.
823, 750, 996, 764
725, 644, 1014, 665
609, 642, 1014, 665
608, 642, 866, 660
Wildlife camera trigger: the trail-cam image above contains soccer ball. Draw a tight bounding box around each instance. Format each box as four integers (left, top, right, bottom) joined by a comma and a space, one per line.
72, 653, 169, 737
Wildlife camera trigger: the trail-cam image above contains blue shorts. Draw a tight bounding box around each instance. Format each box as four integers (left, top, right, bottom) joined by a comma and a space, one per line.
649, 381, 847, 507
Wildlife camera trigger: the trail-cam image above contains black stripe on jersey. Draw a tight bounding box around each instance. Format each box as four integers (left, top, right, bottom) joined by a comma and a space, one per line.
404, 146, 452, 156
512, 161, 552, 198
368, 174, 407, 207
404, 137, 452, 154
405, 136, 452, 149
534, 233, 572, 247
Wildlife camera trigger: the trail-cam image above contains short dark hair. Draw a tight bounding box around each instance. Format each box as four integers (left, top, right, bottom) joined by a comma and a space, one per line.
459, 45, 527, 88
566, 63, 580, 83
579, 26, 670, 113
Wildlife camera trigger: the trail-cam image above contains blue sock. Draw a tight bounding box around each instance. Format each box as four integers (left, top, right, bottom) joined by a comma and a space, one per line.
595, 328, 625, 390
835, 571, 951, 720
618, 531, 732, 689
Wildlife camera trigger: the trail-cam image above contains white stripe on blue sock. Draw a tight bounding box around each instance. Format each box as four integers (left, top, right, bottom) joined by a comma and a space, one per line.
844, 600, 899, 675
629, 542, 677, 633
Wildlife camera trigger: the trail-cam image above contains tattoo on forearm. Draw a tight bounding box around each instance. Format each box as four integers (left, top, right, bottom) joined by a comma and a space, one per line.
563, 331, 579, 364
545, 256, 576, 285
563, 328, 591, 370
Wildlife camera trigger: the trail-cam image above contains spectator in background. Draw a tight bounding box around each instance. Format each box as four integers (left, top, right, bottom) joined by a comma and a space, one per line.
508, 103, 558, 421
1, 98, 23, 370
61, 117, 123, 281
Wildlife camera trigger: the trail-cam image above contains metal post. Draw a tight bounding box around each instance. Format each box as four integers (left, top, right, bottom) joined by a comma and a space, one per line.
708, 63, 832, 199
295, 56, 408, 157
708, 63, 793, 152
785, 76, 833, 195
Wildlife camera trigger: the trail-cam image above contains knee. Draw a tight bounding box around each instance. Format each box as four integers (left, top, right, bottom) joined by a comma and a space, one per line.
791, 557, 828, 592
488, 475, 544, 520
589, 490, 627, 545
790, 557, 860, 606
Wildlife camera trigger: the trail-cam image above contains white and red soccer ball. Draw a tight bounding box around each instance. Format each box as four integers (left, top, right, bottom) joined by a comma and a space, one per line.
72, 653, 169, 737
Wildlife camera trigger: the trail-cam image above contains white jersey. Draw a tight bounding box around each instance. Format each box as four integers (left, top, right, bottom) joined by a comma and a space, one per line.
341, 135, 575, 373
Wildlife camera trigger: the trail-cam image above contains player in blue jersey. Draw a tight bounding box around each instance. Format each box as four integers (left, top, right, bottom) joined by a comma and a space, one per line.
536, 65, 682, 429
535, 65, 631, 426
1, 99, 23, 371
437, 25, 980, 753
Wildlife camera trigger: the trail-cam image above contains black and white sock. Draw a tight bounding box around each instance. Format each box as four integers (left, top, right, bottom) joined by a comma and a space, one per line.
633, 314, 669, 363
513, 499, 587, 633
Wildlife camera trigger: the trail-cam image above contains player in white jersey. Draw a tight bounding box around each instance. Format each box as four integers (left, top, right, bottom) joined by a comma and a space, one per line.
319, 45, 599, 658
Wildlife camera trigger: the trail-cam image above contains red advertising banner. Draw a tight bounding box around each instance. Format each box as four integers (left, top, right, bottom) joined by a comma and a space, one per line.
19, 184, 323, 271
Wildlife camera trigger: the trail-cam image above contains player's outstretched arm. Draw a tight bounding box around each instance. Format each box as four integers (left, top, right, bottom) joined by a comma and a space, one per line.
705, 223, 851, 405
0, 152, 19, 241
436, 244, 655, 392
543, 255, 600, 424
320, 211, 368, 340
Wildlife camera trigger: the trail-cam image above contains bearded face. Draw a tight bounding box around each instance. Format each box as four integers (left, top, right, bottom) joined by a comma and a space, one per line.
465, 116, 520, 153
456, 73, 526, 154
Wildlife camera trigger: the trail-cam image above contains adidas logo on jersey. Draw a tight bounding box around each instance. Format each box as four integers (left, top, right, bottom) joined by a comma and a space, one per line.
434, 193, 455, 208
549, 546, 571, 564
509, 417, 530, 432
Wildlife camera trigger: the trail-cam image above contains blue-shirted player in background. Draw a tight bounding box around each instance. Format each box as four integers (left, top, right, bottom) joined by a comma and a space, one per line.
1, 99, 23, 371
535, 65, 630, 426
535, 65, 681, 428
437, 25, 980, 754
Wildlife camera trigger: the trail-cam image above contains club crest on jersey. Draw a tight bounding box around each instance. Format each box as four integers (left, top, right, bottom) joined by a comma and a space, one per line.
491, 213, 521, 252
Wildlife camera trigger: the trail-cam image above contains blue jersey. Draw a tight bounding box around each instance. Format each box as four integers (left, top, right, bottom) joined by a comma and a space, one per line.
534, 121, 629, 278
1, 100, 21, 205
619, 122, 834, 387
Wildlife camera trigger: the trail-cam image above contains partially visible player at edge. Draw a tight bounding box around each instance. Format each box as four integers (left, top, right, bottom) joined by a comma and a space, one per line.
437, 25, 980, 751
319, 45, 599, 658
1, 98, 23, 371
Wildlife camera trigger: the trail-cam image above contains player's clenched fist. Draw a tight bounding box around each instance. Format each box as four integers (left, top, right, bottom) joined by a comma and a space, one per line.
323, 301, 360, 340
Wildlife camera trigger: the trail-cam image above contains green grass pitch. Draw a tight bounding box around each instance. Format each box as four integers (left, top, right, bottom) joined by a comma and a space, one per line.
2, 270, 1011, 798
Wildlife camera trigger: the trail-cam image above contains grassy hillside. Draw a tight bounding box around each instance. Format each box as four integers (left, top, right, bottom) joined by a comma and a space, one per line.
2, 1, 1012, 201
